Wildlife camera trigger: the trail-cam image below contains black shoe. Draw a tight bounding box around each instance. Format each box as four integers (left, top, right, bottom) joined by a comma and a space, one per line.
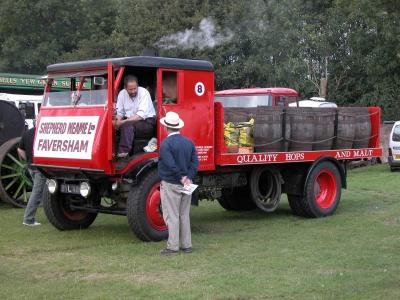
160, 248, 179, 256
180, 247, 193, 253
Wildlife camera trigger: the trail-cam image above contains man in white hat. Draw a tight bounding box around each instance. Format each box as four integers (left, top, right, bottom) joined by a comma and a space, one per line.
158, 111, 199, 255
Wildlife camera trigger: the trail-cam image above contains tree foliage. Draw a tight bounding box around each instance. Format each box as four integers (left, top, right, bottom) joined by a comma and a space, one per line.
0, 0, 398, 119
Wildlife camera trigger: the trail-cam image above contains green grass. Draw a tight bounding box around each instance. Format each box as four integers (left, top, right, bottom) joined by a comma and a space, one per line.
0, 164, 399, 300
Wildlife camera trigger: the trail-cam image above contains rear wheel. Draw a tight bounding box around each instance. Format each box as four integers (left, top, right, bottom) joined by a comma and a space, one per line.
42, 189, 98, 230
300, 161, 342, 217
127, 168, 168, 241
218, 186, 257, 211
0, 137, 32, 207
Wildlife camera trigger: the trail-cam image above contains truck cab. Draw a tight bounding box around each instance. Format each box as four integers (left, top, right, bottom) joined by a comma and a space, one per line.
35, 57, 215, 173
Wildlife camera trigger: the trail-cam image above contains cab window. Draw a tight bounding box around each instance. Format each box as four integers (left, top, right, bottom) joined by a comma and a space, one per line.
162, 72, 177, 104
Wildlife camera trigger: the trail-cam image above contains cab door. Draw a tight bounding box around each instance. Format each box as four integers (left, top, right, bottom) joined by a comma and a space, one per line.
157, 68, 215, 171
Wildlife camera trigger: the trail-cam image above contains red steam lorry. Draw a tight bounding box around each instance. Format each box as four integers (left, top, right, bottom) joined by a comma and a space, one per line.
34, 56, 382, 241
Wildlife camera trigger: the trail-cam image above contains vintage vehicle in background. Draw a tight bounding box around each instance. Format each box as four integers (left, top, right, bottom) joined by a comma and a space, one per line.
0, 73, 45, 207
289, 97, 338, 108
388, 121, 400, 171
33, 56, 382, 241
215, 87, 299, 107
0, 73, 80, 207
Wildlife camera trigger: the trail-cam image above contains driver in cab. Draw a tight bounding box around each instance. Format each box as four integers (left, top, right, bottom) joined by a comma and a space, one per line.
115, 75, 156, 158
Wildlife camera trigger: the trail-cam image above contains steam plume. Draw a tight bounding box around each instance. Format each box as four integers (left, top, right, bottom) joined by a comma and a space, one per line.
155, 18, 233, 50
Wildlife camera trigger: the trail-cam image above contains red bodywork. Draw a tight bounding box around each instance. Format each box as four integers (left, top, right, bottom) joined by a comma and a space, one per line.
33, 60, 382, 176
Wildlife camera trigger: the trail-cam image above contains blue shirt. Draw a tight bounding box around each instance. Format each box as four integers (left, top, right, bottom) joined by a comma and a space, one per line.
158, 133, 199, 185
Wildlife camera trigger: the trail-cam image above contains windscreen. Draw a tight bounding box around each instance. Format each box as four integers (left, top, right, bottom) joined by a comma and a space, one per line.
393, 125, 400, 142
215, 94, 273, 107
276, 96, 298, 106
43, 73, 108, 107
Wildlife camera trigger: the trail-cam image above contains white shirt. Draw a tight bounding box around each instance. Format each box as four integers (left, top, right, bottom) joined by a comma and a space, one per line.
116, 87, 156, 119
168, 131, 180, 137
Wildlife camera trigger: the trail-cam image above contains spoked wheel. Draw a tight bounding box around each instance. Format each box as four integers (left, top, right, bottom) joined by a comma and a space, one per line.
249, 166, 282, 212
0, 137, 32, 207
42, 189, 99, 230
127, 168, 168, 241
300, 161, 342, 217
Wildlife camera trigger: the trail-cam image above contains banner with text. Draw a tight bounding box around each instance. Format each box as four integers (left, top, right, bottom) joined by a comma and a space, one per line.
34, 116, 99, 159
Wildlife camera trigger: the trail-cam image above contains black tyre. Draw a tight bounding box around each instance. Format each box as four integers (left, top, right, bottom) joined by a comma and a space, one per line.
218, 186, 257, 211
42, 189, 98, 230
0, 137, 32, 207
300, 161, 342, 217
127, 168, 168, 242
287, 194, 308, 217
249, 166, 281, 213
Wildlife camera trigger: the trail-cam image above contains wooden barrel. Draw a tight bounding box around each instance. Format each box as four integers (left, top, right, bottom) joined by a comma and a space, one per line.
336, 108, 355, 149
347, 107, 371, 149
336, 107, 371, 149
286, 108, 314, 151
254, 107, 284, 152
312, 108, 336, 150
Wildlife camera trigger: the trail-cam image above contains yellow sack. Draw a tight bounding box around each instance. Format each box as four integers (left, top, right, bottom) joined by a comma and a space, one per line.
224, 118, 255, 147
224, 122, 239, 146
238, 118, 255, 147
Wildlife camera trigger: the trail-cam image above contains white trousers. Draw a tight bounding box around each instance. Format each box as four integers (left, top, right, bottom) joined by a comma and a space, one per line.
160, 180, 192, 251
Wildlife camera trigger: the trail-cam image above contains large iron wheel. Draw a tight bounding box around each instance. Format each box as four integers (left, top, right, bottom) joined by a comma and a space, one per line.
0, 137, 32, 207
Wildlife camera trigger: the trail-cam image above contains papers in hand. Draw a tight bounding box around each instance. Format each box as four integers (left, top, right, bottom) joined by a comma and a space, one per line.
182, 184, 198, 195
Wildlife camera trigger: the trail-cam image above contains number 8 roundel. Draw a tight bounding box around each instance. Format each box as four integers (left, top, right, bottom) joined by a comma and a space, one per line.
195, 82, 205, 96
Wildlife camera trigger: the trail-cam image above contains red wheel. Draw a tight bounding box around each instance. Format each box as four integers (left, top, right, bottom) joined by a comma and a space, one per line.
314, 170, 337, 209
127, 168, 168, 241
145, 183, 167, 231
300, 161, 342, 217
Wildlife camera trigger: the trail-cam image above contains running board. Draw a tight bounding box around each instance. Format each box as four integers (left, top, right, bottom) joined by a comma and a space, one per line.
69, 205, 127, 216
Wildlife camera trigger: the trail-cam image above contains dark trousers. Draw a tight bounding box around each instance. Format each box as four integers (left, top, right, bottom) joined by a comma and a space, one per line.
118, 118, 155, 153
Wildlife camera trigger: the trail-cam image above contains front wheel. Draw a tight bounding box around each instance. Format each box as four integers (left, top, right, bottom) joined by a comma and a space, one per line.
127, 168, 168, 241
300, 161, 342, 217
42, 189, 98, 230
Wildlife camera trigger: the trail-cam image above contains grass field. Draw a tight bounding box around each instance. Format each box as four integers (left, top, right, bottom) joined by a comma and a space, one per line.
0, 164, 399, 300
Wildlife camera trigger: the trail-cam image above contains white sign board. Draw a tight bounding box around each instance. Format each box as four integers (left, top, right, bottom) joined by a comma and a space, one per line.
34, 116, 99, 160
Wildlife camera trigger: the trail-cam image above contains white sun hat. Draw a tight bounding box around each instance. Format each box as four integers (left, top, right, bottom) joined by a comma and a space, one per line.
160, 111, 184, 129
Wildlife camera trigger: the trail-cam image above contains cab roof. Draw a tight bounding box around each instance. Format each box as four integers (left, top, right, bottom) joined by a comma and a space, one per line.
215, 87, 299, 97
47, 56, 214, 74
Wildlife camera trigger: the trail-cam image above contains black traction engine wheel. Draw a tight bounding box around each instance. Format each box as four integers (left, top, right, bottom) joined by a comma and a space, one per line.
127, 168, 168, 242
0, 100, 29, 207
0, 137, 32, 207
